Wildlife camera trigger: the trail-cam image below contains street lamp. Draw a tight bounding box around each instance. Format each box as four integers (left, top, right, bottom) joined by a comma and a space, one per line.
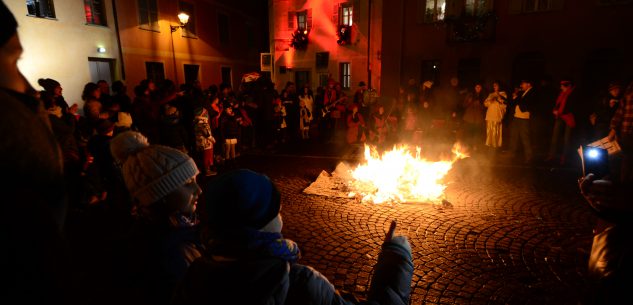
170, 12, 190, 85
170, 12, 190, 32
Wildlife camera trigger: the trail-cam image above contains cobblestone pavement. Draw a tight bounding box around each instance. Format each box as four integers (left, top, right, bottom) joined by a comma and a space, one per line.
234, 151, 596, 305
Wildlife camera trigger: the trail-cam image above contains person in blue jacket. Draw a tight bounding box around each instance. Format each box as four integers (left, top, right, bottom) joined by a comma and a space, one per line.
174, 169, 413, 305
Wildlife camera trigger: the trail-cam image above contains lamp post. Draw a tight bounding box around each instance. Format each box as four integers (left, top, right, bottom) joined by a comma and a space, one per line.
170, 12, 190, 86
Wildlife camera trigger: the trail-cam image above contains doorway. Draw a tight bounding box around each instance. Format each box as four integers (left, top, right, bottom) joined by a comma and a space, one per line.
295, 70, 311, 90
88, 58, 114, 84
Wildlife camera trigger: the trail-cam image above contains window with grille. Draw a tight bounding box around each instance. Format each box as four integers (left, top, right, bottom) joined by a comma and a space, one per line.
138, 0, 159, 31
423, 0, 446, 23
339, 63, 351, 89
26, 0, 56, 18
84, 0, 107, 26
340, 4, 353, 26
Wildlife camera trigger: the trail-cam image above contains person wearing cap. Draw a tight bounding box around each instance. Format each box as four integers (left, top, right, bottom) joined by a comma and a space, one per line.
591, 82, 622, 140
546, 78, 580, 165
508, 79, 536, 163
110, 131, 204, 303
0, 1, 73, 303
174, 169, 413, 305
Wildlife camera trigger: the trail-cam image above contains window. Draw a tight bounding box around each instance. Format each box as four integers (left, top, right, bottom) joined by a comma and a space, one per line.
138, 0, 159, 31
597, 0, 632, 4
26, 0, 56, 18
184, 64, 199, 85
424, 0, 446, 23
465, 0, 492, 16
218, 13, 230, 44
84, 0, 107, 26
523, 0, 552, 12
339, 63, 351, 89
340, 4, 353, 26
221, 67, 232, 87
297, 11, 307, 30
508, 0, 564, 14
179, 1, 196, 37
316, 52, 329, 70
145, 62, 165, 83
319, 73, 329, 87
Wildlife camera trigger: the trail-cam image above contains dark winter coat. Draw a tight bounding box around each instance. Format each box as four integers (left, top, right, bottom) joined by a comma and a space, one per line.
174, 240, 413, 305
221, 114, 241, 140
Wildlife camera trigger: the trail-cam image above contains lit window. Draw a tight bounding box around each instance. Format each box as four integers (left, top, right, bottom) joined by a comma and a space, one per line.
297, 11, 307, 30
340, 4, 353, 26
84, 0, 107, 26
339, 63, 351, 89
26, 0, 56, 18
424, 0, 446, 23
138, 0, 159, 31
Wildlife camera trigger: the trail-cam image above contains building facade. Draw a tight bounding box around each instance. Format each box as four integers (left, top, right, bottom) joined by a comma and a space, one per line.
269, 0, 383, 93
382, 0, 633, 98
115, 0, 268, 91
7, 0, 121, 107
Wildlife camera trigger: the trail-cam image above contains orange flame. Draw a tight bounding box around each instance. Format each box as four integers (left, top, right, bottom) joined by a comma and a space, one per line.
348, 143, 468, 204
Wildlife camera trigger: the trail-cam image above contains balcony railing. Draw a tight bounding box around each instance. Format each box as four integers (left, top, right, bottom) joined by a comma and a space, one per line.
445, 12, 497, 43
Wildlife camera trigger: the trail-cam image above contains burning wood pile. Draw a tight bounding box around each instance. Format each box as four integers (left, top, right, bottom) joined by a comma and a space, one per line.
304, 144, 468, 204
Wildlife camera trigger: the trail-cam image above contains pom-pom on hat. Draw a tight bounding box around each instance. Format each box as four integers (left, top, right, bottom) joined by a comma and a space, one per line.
110, 131, 199, 206
204, 169, 281, 232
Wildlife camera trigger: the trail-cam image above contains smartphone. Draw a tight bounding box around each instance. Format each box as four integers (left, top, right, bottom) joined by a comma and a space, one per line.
580, 146, 609, 178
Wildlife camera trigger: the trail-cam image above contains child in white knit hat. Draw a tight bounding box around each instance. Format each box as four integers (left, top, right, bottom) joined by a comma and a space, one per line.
110, 131, 204, 303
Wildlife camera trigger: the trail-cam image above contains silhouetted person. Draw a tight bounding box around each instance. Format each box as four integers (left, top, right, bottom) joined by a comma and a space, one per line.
0, 2, 73, 303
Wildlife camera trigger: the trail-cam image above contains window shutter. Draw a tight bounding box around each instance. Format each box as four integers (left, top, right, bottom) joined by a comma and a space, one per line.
307, 8, 313, 30
288, 11, 295, 30
332, 4, 339, 25
508, 0, 522, 14
549, 0, 564, 10
138, 0, 149, 26
353, 0, 360, 23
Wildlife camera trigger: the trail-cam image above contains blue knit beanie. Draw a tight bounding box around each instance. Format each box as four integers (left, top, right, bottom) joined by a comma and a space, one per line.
204, 169, 280, 231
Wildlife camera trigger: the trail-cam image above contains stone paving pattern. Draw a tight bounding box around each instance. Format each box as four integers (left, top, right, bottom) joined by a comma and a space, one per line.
237, 154, 596, 304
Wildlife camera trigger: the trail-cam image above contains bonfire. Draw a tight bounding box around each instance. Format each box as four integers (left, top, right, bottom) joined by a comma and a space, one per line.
347, 144, 468, 204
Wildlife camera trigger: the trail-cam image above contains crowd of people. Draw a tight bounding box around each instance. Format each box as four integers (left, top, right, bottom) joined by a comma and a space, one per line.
0, 2, 415, 305
3, 0, 633, 303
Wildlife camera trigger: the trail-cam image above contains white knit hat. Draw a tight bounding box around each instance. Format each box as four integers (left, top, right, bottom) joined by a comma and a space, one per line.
110, 131, 199, 206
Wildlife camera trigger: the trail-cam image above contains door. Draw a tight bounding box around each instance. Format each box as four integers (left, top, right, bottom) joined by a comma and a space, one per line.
221, 67, 232, 87
295, 70, 311, 90
184, 64, 200, 85
88, 58, 114, 84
